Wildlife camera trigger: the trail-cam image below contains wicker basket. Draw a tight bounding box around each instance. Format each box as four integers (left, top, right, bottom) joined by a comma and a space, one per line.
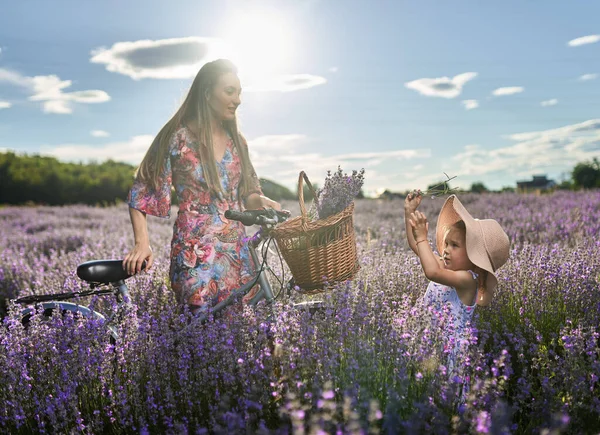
271, 171, 359, 293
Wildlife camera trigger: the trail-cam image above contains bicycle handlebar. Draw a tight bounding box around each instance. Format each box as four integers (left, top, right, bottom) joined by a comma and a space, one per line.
224, 208, 290, 226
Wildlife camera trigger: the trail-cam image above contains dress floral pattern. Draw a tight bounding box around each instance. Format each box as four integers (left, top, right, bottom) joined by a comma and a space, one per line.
420, 270, 478, 372
127, 126, 263, 309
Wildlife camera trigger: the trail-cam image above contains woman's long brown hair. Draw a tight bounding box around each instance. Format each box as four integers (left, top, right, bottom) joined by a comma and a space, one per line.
136, 59, 256, 200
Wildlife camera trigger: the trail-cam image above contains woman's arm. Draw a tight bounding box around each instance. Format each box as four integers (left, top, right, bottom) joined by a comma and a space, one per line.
123, 207, 154, 274
245, 193, 282, 211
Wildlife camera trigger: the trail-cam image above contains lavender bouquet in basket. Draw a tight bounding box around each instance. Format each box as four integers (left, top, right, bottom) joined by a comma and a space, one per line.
312, 167, 365, 220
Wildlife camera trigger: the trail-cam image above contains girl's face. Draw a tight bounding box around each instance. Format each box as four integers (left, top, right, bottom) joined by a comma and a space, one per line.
208, 72, 242, 122
442, 227, 473, 271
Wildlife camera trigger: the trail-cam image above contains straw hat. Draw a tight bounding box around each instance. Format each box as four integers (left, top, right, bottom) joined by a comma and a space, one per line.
436, 195, 510, 306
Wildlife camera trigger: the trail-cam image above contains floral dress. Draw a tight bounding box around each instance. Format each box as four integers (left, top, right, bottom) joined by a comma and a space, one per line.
127, 126, 263, 309
420, 270, 478, 372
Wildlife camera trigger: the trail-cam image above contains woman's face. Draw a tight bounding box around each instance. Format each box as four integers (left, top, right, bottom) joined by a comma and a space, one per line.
207, 72, 242, 122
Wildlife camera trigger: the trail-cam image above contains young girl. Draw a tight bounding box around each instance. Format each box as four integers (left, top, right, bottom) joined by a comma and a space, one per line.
404, 191, 510, 370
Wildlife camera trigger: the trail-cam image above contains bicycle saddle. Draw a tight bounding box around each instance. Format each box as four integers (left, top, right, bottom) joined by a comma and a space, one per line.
77, 259, 145, 284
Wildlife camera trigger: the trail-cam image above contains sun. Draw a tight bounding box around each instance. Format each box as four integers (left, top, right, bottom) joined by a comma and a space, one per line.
221, 10, 294, 82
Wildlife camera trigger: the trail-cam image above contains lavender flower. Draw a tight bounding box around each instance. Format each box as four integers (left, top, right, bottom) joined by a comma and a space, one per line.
0, 191, 599, 432
313, 167, 365, 220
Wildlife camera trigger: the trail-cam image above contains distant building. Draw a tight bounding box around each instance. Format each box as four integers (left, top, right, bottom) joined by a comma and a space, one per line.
516, 175, 556, 194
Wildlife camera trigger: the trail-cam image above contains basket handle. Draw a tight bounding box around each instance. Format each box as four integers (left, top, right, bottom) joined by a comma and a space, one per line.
297, 171, 318, 227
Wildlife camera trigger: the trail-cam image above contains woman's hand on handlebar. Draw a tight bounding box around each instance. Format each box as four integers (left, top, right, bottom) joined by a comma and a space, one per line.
259, 195, 282, 211
246, 193, 282, 211
123, 244, 153, 275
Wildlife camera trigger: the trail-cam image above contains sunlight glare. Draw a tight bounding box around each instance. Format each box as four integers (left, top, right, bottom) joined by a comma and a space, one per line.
223, 10, 294, 82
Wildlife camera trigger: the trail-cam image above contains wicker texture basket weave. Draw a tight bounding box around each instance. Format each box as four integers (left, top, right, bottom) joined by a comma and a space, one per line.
271, 171, 359, 293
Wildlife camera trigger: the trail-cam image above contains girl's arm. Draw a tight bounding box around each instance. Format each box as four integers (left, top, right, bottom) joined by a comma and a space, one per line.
404, 191, 422, 255
123, 207, 154, 275
409, 210, 475, 290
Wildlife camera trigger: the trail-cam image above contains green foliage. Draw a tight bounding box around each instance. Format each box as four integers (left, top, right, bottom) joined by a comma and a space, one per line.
470, 181, 488, 193
258, 178, 295, 201
3, 150, 597, 208
572, 158, 600, 189
556, 180, 573, 190
300, 182, 319, 202
426, 180, 451, 194
0, 151, 136, 205
0, 152, 298, 206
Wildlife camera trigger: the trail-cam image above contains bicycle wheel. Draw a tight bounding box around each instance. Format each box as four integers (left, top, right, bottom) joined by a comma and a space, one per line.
20, 302, 118, 342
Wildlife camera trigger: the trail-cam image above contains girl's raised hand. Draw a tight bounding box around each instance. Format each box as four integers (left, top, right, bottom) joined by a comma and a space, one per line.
409, 210, 429, 241
404, 189, 422, 213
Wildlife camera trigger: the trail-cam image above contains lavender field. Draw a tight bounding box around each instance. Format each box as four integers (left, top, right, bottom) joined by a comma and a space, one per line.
1, 191, 599, 434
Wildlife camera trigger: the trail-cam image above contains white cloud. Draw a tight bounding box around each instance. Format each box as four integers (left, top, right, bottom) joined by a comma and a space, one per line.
461, 99, 479, 110
42, 100, 71, 114
91, 130, 110, 137
245, 74, 327, 92
41, 132, 427, 194
245, 133, 431, 191
258, 144, 432, 192
42, 135, 154, 164
405, 72, 477, 99
248, 134, 307, 151
567, 34, 600, 47
452, 119, 600, 179
28, 75, 110, 114
540, 98, 558, 107
0, 68, 110, 114
90, 37, 226, 80
0, 101, 11, 109
0, 68, 31, 87
579, 73, 598, 81
504, 118, 600, 142
492, 86, 524, 96
90, 37, 328, 93
38, 131, 432, 195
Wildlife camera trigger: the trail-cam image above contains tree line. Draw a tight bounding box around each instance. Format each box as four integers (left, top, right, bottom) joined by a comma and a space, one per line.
0, 152, 135, 206
465, 158, 600, 193
1, 152, 598, 206
0, 151, 315, 206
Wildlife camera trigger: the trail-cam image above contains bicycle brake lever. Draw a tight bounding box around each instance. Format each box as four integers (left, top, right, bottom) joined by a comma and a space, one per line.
258, 216, 279, 226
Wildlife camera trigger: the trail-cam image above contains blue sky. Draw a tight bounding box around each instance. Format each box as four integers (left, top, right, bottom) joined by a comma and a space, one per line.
0, 0, 599, 195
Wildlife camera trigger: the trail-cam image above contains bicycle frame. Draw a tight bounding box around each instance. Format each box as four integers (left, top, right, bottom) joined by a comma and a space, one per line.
20, 301, 118, 340
12, 208, 318, 337
193, 208, 324, 324
193, 225, 284, 324
15, 262, 135, 341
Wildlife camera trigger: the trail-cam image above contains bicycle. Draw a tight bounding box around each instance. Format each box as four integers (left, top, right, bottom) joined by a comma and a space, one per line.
9, 208, 323, 340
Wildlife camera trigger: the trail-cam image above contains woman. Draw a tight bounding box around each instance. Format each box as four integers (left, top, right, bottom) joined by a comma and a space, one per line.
123, 59, 282, 313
